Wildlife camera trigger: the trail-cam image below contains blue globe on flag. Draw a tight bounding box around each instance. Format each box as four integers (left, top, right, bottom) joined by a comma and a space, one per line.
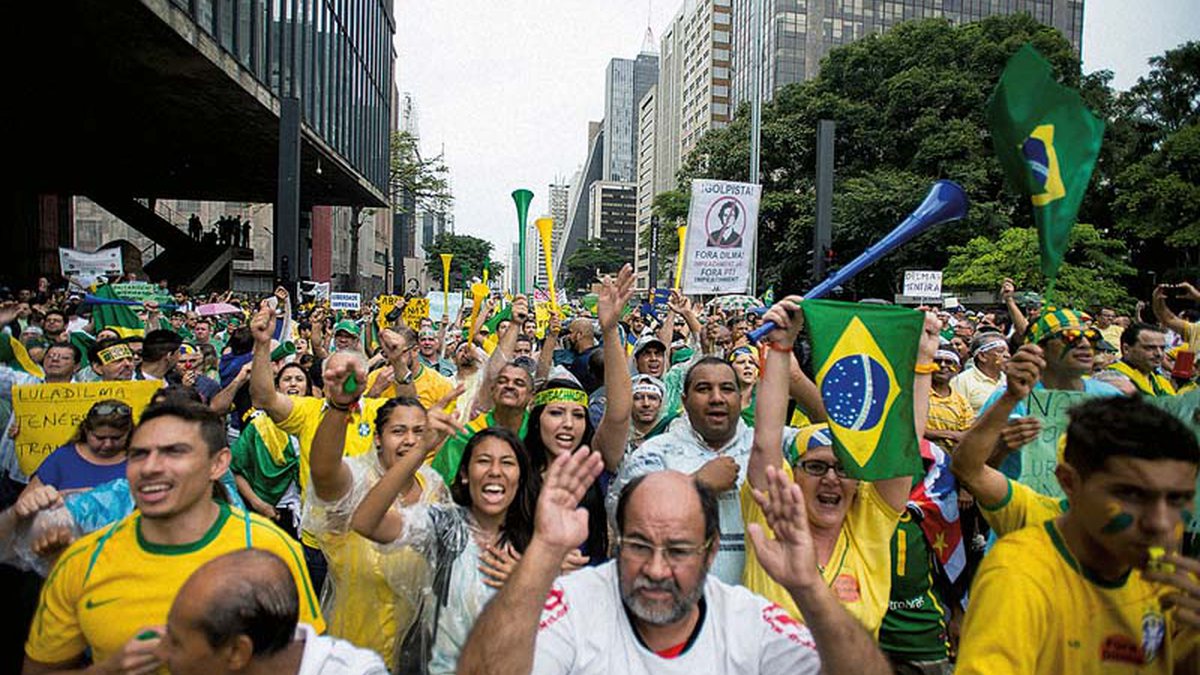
1022, 135, 1051, 189
821, 355, 890, 432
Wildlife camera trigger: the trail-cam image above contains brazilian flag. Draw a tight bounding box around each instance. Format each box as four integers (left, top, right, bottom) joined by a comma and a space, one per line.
987, 44, 1104, 285
802, 300, 924, 480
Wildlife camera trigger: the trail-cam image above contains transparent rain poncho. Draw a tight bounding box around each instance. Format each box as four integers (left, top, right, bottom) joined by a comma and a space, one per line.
303, 451, 447, 672
377, 500, 500, 675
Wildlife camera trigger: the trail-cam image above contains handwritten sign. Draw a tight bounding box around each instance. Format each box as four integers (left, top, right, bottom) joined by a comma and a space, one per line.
1147, 389, 1200, 534
329, 292, 361, 311
1020, 389, 1091, 499
13, 380, 163, 476
376, 295, 403, 331
903, 271, 942, 299
402, 297, 430, 331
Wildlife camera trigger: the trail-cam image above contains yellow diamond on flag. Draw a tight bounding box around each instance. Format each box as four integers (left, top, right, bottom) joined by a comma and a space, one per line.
814, 316, 900, 468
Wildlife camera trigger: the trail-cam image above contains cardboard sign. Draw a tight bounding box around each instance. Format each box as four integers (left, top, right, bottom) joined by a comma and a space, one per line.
13, 380, 163, 476
329, 292, 361, 311
376, 295, 403, 331
903, 271, 942, 299
402, 297, 430, 331
1020, 389, 1092, 499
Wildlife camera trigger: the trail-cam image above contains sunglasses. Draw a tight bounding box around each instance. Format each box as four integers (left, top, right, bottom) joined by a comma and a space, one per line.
797, 458, 849, 478
1045, 327, 1101, 347
90, 402, 132, 417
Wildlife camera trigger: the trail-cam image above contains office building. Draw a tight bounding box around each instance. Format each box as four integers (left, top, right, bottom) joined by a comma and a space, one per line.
730, 0, 1084, 105
635, 86, 658, 288
588, 182, 639, 269
603, 47, 660, 183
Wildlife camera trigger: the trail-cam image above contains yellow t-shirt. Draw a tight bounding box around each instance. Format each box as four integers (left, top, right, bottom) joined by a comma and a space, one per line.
958, 520, 1197, 674
926, 389, 974, 442
365, 365, 458, 413
740, 463, 902, 636
26, 503, 324, 666
277, 395, 389, 499
979, 477, 1067, 537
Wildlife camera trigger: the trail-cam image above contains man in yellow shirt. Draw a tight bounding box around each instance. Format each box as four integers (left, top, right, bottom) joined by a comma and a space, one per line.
957, 389, 1200, 673
366, 325, 456, 412
739, 296, 931, 635
23, 400, 323, 673
924, 348, 973, 451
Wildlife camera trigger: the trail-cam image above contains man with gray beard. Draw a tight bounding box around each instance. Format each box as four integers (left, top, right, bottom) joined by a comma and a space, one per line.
458, 449, 889, 675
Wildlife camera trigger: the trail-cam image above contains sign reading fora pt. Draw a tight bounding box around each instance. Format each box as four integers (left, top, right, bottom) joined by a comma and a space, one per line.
330, 292, 361, 311
902, 271, 942, 299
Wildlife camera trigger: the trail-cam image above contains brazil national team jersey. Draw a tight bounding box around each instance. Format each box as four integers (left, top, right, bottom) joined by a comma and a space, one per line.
26, 502, 324, 666
878, 509, 949, 661
958, 520, 1198, 674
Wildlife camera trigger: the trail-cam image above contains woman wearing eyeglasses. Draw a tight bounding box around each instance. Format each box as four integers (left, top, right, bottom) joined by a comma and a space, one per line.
739, 297, 939, 638
26, 399, 133, 492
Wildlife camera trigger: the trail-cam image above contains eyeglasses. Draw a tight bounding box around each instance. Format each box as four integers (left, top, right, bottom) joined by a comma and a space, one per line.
616, 536, 712, 566
1045, 327, 1101, 347
90, 402, 132, 417
798, 459, 849, 478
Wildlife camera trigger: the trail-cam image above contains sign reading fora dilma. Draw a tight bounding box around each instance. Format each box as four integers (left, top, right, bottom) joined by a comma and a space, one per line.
681, 179, 761, 295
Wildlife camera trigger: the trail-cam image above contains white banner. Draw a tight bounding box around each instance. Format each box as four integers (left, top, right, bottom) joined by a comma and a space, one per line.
59, 247, 122, 287
903, 270, 943, 299
329, 292, 361, 311
681, 179, 761, 295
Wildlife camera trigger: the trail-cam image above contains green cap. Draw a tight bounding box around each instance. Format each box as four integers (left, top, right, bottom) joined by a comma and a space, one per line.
333, 320, 360, 338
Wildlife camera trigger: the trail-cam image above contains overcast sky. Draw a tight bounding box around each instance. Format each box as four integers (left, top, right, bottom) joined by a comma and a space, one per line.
393, 0, 1198, 260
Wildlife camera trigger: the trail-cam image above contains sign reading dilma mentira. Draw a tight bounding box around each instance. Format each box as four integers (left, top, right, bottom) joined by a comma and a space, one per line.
681, 179, 761, 295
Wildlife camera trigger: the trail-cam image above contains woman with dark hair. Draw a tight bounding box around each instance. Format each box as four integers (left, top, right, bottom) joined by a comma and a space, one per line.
27, 398, 132, 491
352, 425, 537, 675
728, 345, 760, 427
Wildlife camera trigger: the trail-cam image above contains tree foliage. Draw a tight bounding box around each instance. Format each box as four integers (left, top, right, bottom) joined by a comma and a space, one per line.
563, 238, 625, 291
423, 233, 503, 290
943, 224, 1135, 310
390, 130, 453, 214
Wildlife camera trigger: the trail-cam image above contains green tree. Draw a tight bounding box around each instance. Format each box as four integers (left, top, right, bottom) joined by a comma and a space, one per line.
390, 130, 452, 213
942, 224, 1135, 310
676, 15, 1100, 298
424, 233, 503, 291
563, 238, 625, 291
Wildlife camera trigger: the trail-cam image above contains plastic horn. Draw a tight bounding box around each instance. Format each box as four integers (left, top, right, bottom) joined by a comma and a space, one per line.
466, 282, 489, 345
535, 217, 558, 314
483, 264, 490, 286
673, 225, 688, 292
747, 180, 969, 344
440, 253, 454, 320
512, 189, 534, 294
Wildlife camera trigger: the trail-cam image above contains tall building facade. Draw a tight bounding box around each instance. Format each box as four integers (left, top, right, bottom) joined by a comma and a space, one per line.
731, 0, 1085, 105
538, 181, 570, 289
635, 86, 658, 288
588, 182, 639, 269
603, 50, 661, 183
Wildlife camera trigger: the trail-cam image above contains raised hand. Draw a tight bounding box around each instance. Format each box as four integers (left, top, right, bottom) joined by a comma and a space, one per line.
1143, 552, 1200, 628
322, 357, 366, 408
423, 384, 466, 455
597, 264, 635, 333
250, 299, 276, 345
533, 446, 604, 555
917, 310, 941, 365
511, 295, 530, 324
14, 485, 63, 519
746, 465, 821, 593
761, 295, 804, 347
1003, 344, 1045, 400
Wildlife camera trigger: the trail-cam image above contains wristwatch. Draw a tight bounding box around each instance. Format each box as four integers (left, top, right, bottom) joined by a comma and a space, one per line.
399, 371, 414, 385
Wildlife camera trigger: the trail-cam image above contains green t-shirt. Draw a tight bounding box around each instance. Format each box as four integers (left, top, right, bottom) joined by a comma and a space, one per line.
878, 510, 950, 661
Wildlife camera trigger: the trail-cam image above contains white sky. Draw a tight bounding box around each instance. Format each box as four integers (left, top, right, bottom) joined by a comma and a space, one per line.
393, 0, 1198, 259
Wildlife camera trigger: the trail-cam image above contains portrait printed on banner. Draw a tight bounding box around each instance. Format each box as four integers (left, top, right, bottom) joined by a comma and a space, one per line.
705, 198, 745, 249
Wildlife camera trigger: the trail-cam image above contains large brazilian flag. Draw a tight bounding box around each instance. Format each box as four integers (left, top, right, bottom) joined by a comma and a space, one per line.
802, 300, 924, 481
987, 44, 1104, 286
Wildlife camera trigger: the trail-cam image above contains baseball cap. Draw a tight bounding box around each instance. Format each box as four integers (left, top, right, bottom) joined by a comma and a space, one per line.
333, 319, 360, 338
632, 335, 666, 358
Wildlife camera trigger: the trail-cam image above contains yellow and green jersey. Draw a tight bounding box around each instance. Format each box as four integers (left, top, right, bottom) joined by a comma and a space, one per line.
979, 477, 1067, 538
26, 502, 324, 666
958, 520, 1198, 674
878, 510, 949, 661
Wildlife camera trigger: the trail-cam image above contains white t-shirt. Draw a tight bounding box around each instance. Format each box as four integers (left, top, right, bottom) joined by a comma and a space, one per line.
294, 623, 389, 675
531, 561, 821, 675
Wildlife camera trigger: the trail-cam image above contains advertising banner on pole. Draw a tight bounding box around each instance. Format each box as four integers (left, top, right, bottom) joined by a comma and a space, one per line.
681, 179, 761, 294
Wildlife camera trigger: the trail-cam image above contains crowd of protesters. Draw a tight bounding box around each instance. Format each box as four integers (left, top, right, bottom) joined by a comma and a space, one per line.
0, 266, 1197, 674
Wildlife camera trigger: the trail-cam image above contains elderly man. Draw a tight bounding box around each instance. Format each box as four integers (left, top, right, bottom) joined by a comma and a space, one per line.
457, 449, 889, 675
157, 549, 385, 674
951, 332, 1008, 414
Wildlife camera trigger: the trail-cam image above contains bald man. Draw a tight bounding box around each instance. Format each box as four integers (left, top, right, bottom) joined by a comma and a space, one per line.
157, 549, 386, 674
459, 450, 889, 675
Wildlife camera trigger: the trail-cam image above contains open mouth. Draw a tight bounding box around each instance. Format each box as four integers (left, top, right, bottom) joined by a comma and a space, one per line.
815, 492, 842, 508
479, 483, 507, 505
137, 482, 172, 505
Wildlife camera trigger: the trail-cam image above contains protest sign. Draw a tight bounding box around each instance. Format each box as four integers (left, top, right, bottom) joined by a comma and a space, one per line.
681, 179, 761, 295
1021, 389, 1093, 499
59, 247, 123, 287
13, 380, 163, 476
903, 271, 943, 299
1148, 389, 1200, 534
376, 295, 403, 330
329, 292, 360, 311
114, 282, 171, 306
402, 297, 430, 331
427, 292, 465, 323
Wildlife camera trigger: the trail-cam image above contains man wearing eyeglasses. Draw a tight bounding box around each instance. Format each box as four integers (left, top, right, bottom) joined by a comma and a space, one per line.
459, 449, 890, 675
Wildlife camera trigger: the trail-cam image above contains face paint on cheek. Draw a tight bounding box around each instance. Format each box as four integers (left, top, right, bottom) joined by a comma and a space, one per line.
1101, 501, 1135, 535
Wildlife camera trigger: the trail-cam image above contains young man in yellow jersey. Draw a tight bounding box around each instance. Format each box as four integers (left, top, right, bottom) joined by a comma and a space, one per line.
957, 391, 1200, 673
23, 400, 322, 674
